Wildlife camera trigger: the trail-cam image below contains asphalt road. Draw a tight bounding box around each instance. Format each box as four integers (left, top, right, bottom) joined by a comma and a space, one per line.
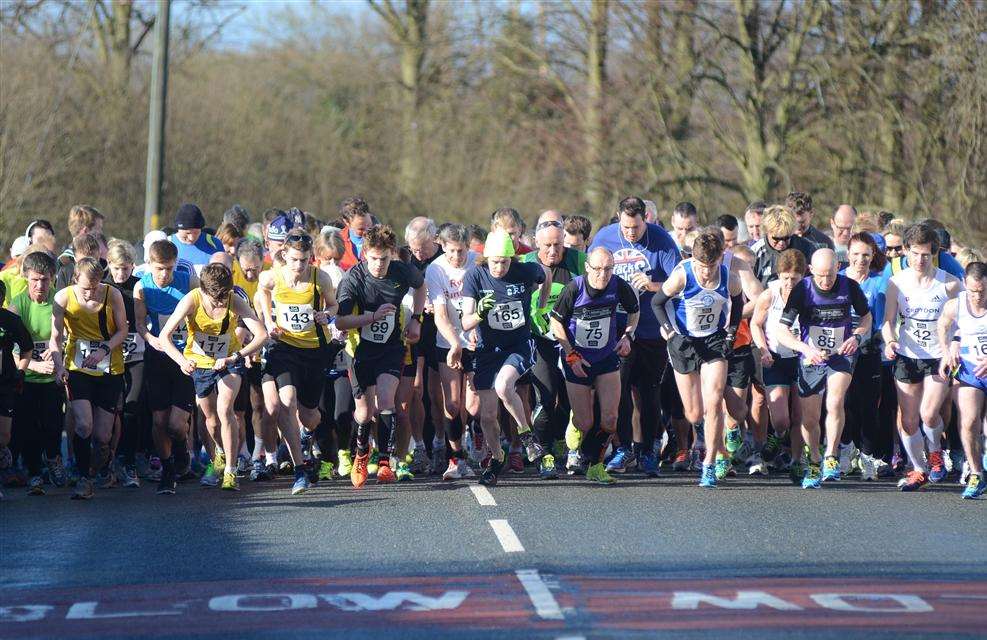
2, 468, 985, 639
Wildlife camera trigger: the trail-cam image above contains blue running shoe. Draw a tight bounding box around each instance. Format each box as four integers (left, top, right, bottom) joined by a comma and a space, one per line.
822, 456, 841, 482
714, 454, 730, 480
802, 463, 822, 489
606, 447, 634, 473
699, 463, 716, 488
962, 473, 985, 499
639, 452, 660, 477
291, 470, 310, 495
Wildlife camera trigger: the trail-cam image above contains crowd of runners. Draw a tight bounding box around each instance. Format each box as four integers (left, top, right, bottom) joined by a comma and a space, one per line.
0, 194, 984, 500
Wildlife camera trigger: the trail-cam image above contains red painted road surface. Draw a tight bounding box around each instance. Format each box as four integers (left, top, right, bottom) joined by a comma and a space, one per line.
3, 574, 985, 637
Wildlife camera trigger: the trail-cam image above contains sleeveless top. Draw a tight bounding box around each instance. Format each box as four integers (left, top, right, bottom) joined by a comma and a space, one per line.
566, 275, 623, 364
272, 266, 326, 350
766, 280, 799, 359
64, 285, 124, 376
106, 274, 144, 364
891, 268, 949, 359
957, 291, 987, 368
797, 275, 856, 358
668, 260, 730, 337
183, 289, 242, 369
141, 270, 192, 349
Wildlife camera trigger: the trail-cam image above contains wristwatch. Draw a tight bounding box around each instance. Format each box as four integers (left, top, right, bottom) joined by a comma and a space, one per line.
229, 351, 244, 365
411, 313, 423, 323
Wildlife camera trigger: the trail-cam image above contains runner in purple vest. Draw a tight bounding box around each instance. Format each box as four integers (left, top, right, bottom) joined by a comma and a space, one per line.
777, 249, 871, 489
550, 248, 639, 484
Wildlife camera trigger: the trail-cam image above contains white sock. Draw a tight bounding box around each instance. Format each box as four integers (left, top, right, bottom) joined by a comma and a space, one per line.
903, 431, 928, 473
265, 451, 277, 466
922, 420, 944, 453
253, 437, 265, 461
215, 446, 225, 456
238, 441, 249, 457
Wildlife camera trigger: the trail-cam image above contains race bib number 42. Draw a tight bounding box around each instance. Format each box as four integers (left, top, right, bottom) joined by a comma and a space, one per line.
903, 317, 934, 350
361, 312, 395, 344
488, 301, 525, 331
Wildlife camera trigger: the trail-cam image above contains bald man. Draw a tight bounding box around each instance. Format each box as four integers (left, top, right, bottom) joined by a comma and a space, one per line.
776, 249, 872, 488
830, 205, 857, 269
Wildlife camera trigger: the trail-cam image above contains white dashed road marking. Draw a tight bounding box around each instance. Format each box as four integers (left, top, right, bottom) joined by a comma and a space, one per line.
489, 519, 524, 553
469, 485, 497, 506
515, 569, 564, 620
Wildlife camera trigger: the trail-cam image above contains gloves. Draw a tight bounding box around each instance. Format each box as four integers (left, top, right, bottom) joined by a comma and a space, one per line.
477, 293, 495, 319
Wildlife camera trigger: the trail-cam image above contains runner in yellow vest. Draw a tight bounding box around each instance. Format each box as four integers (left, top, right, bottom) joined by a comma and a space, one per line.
159, 263, 268, 491
50, 257, 128, 500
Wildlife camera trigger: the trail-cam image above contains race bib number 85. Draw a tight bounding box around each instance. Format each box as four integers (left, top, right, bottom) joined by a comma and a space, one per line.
808, 326, 844, 353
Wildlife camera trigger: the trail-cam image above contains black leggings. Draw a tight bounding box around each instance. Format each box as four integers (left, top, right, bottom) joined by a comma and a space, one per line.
530, 337, 569, 448
843, 351, 884, 455
14, 381, 65, 476
319, 373, 355, 459
872, 362, 898, 462
617, 337, 668, 455
117, 361, 145, 465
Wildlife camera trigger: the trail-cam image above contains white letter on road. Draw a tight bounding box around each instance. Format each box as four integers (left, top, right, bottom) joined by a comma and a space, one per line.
209, 594, 317, 612
811, 594, 933, 613
66, 602, 184, 619
320, 591, 469, 612
672, 591, 803, 611
0, 605, 53, 622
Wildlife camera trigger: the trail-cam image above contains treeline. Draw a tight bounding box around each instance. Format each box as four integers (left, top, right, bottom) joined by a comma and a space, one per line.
2, 0, 985, 251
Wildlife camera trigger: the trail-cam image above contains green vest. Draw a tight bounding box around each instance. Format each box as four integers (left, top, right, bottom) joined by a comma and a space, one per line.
10, 290, 55, 383
521, 249, 586, 340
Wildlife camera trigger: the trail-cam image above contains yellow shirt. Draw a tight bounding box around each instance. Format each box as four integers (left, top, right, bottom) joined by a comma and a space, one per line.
272, 266, 325, 349
64, 285, 124, 376
232, 259, 262, 305
183, 289, 241, 369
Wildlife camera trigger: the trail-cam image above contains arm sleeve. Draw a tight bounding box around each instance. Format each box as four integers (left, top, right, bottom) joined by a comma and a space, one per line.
616, 279, 640, 314
549, 282, 577, 324
728, 294, 744, 330
848, 280, 870, 317
524, 261, 546, 286
336, 271, 358, 316
650, 289, 673, 331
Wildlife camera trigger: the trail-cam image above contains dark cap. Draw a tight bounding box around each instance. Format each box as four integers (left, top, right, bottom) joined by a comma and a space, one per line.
175, 204, 205, 230
267, 214, 294, 242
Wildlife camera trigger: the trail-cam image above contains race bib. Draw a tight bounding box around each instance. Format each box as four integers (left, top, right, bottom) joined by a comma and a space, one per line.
575, 316, 611, 349
277, 303, 315, 333
122, 332, 145, 363
488, 300, 525, 331
686, 305, 718, 335
191, 334, 231, 360
902, 317, 935, 350
74, 340, 110, 373
807, 325, 844, 354
158, 313, 188, 346
31, 341, 49, 362
361, 312, 396, 344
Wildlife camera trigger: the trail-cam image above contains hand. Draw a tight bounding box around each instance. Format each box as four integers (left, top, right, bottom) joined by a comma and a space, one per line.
82, 346, 107, 369
802, 344, 828, 366
179, 358, 196, 375
268, 323, 284, 339
314, 310, 330, 326
424, 301, 434, 315
722, 332, 736, 358
839, 335, 859, 357
145, 334, 163, 352
569, 354, 591, 379
616, 335, 632, 358
55, 365, 68, 385
760, 349, 775, 368
372, 303, 397, 321
30, 359, 56, 375
468, 331, 478, 350
447, 344, 462, 370
212, 357, 229, 371
476, 294, 495, 318
630, 272, 652, 292
884, 340, 899, 361
975, 357, 987, 379
403, 318, 421, 344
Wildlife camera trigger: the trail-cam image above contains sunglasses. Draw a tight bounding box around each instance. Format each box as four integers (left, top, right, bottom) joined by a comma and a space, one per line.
285, 232, 313, 249
536, 220, 564, 231
770, 235, 792, 243
886, 245, 904, 253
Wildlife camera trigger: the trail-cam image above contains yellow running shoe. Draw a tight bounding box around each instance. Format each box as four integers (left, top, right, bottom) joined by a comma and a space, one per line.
213, 451, 226, 473
367, 449, 380, 476
337, 449, 353, 477
586, 462, 615, 484
221, 471, 239, 491
565, 422, 583, 451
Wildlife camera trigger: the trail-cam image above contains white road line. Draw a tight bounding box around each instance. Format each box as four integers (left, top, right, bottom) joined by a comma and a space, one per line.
515, 569, 564, 620
469, 485, 497, 506
489, 519, 524, 553
940, 594, 987, 599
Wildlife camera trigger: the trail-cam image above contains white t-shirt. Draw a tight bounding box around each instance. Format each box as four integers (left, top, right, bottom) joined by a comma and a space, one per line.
425, 252, 475, 349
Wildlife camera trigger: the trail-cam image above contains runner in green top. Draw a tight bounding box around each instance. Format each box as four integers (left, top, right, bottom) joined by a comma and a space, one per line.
8, 251, 67, 494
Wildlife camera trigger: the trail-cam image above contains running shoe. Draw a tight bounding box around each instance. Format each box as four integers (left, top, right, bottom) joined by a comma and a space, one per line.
698, 463, 716, 488
565, 423, 583, 451
250, 459, 269, 482
898, 470, 929, 492
48, 456, 68, 487
928, 450, 947, 483
134, 453, 151, 479
838, 442, 857, 476
442, 458, 463, 481
672, 449, 690, 471
788, 460, 803, 486
508, 450, 524, 474
28, 475, 45, 496
265, 462, 278, 479
72, 477, 95, 500
459, 458, 476, 478
479, 456, 504, 486
95, 468, 117, 489
303, 460, 319, 485
539, 454, 559, 480
519, 431, 545, 462
119, 465, 140, 488
566, 450, 586, 475
714, 454, 730, 480
552, 438, 567, 462
367, 449, 380, 476
747, 451, 768, 476
802, 463, 822, 489
875, 458, 895, 479
395, 460, 414, 482
157, 468, 176, 495
147, 456, 163, 481
586, 462, 616, 484
351, 452, 369, 488
605, 447, 634, 473
430, 445, 446, 476
337, 449, 353, 477
291, 469, 311, 495
200, 463, 219, 487
724, 426, 743, 454
960, 460, 971, 486
221, 471, 239, 491
962, 473, 986, 499
318, 460, 335, 481
859, 453, 877, 481
376, 458, 396, 484
236, 455, 249, 478
822, 456, 841, 482
891, 452, 906, 474
640, 452, 660, 477
761, 433, 782, 463
411, 447, 430, 475
213, 452, 227, 475
688, 447, 705, 472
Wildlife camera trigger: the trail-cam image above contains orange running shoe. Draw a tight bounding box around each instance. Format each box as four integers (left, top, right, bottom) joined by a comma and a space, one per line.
351, 452, 369, 488
376, 458, 396, 484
